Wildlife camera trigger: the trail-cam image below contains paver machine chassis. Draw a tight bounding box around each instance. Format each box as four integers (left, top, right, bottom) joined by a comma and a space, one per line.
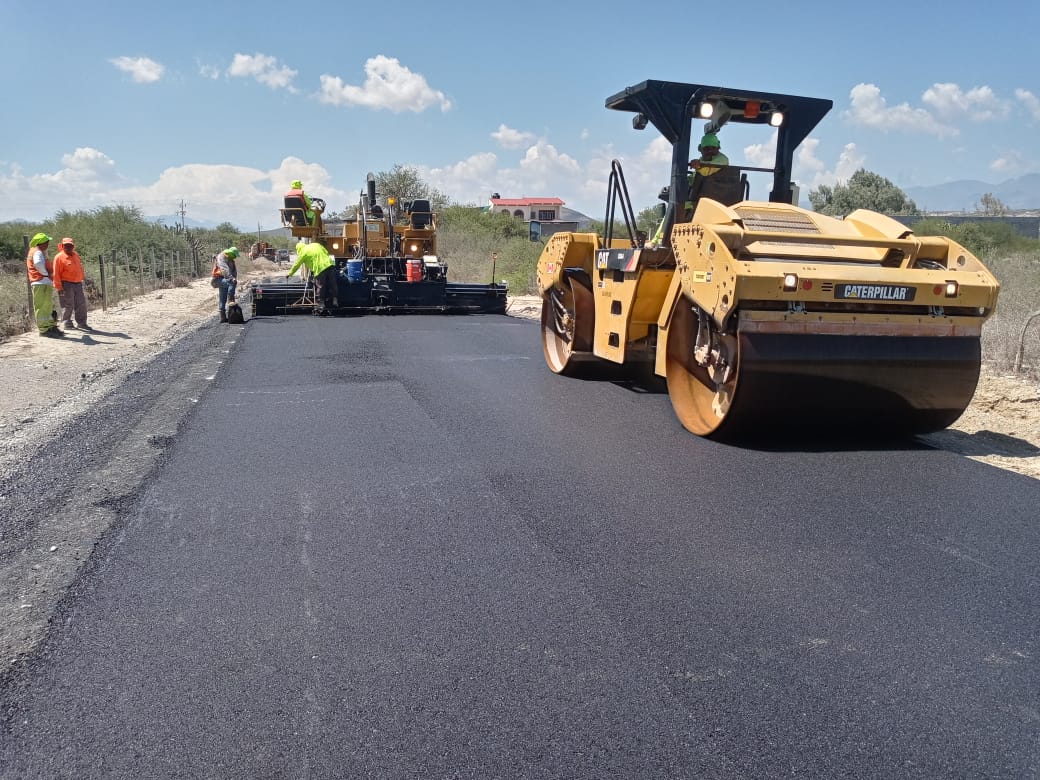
537, 80, 1000, 438
251, 174, 506, 316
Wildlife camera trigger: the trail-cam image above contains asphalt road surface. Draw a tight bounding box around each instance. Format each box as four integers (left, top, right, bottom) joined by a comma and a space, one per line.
2, 313, 1039, 779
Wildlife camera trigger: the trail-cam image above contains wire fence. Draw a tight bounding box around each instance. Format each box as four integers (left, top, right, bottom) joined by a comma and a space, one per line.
0, 244, 208, 339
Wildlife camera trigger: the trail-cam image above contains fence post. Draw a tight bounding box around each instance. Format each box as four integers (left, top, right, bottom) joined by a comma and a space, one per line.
98, 253, 108, 312
1013, 311, 1040, 373
111, 249, 118, 304
22, 235, 34, 329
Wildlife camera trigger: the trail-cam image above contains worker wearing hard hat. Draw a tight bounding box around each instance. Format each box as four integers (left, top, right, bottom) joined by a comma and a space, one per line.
287, 241, 338, 316
212, 247, 239, 323
26, 233, 63, 338
284, 180, 322, 226
649, 133, 730, 246
53, 237, 91, 331
688, 133, 729, 180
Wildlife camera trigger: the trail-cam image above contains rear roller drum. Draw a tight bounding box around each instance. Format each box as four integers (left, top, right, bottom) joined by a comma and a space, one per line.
541, 273, 595, 377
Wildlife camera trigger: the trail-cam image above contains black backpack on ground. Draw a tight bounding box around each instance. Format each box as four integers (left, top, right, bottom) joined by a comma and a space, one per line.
226, 302, 245, 324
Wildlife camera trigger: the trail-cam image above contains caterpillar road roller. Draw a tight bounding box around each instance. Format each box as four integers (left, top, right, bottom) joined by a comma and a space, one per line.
537, 80, 1001, 438
250, 173, 507, 315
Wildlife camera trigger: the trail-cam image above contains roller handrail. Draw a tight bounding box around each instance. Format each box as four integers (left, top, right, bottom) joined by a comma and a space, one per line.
603, 159, 641, 248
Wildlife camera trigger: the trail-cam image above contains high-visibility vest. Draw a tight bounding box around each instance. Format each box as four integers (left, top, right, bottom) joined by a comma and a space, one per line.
26, 248, 53, 284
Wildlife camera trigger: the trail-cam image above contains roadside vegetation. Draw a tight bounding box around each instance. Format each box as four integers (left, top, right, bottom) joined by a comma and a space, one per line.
2, 167, 1038, 376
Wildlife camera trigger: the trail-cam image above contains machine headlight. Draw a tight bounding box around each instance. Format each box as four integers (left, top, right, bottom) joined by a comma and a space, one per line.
770, 112, 784, 127
945, 281, 959, 297
783, 273, 798, 291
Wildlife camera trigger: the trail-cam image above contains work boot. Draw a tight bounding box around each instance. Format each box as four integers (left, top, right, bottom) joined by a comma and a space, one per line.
219, 311, 228, 323
40, 327, 65, 339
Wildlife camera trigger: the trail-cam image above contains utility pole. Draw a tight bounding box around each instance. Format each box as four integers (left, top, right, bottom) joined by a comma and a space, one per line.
177, 199, 188, 232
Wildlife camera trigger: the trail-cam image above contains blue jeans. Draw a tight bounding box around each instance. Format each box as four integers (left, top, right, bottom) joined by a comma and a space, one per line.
218, 278, 237, 312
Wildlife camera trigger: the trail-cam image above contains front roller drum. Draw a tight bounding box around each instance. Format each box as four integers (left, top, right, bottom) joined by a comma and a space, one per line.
665, 303, 983, 439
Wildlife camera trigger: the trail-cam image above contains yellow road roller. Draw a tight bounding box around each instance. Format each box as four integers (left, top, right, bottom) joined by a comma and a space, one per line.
537, 80, 1000, 438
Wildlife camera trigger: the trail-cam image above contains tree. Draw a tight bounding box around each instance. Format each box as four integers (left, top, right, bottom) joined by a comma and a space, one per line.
976, 192, 1009, 216
808, 169, 919, 217
375, 165, 450, 213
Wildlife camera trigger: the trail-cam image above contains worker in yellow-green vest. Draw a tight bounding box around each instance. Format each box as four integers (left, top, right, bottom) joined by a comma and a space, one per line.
287, 241, 339, 316
649, 133, 730, 246
26, 232, 63, 338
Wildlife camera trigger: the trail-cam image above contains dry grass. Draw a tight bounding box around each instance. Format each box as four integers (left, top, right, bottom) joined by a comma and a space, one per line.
980, 251, 1040, 377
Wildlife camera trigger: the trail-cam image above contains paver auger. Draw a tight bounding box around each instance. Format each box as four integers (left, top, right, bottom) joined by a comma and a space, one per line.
537, 80, 1000, 438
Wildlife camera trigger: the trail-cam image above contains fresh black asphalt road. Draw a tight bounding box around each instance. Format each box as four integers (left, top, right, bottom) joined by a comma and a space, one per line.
3, 313, 1039, 778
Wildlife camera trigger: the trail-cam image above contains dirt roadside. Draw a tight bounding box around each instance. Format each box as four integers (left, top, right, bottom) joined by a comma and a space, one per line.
1, 275, 1038, 481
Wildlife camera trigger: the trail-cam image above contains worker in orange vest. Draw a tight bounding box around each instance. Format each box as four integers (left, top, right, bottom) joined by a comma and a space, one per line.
26, 232, 63, 338
53, 237, 91, 331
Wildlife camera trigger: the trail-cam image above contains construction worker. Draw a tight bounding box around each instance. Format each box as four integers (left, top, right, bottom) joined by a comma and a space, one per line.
53, 237, 91, 331
688, 132, 729, 180
26, 232, 63, 338
649, 133, 730, 246
287, 241, 338, 316
212, 247, 239, 323
284, 180, 322, 226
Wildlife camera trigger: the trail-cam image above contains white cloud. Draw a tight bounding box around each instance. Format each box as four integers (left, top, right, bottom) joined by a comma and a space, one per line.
0, 151, 351, 229
989, 150, 1026, 173
419, 153, 501, 205
796, 137, 825, 176
109, 56, 165, 84
198, 62, 221, 80
317, 56, 451, 113
744, 131, 778, 169
795, 141, 866, 193
843, 83, 957, 138
491, 124, 536, 150
227, 53, 298, 92
420, 142, 584, 208
1015, 88, 1040, 121
921, 83, 1009, 121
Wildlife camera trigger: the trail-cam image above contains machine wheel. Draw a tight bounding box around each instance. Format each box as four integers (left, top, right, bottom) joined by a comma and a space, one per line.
664, 299, 740, 437
541, 272, 595, 377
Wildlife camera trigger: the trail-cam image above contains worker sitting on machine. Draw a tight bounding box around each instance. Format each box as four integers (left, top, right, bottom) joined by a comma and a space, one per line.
649, 133, 730, 246
283, 180, 324, 228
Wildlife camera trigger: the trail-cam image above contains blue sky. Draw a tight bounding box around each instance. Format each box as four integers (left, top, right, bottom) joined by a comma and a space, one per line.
3, 0, 1037, 230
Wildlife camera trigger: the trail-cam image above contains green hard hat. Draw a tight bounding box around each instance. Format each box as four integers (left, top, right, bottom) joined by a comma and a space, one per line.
291, 180, 303, 189
699, 133, 721, 149
30, 232, 52, 247
225, 247, 239, 258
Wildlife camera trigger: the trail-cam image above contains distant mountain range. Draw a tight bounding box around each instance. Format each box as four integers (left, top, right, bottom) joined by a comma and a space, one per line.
904, 173, 1040, 213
